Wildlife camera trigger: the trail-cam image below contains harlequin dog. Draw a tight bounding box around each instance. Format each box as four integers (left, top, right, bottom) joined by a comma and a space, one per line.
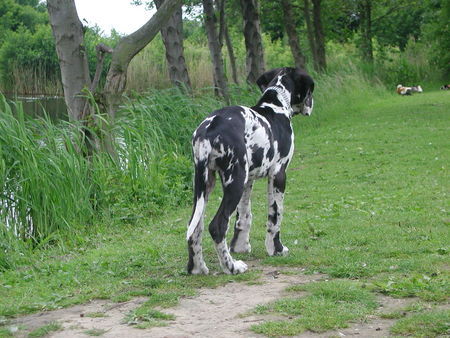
186, 67, 314, 274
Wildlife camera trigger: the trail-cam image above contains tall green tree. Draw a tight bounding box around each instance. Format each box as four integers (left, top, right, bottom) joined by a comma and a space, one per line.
311, 0, 326, 71
358, 0, 373, 63
202, 0, 230, 102
281, 0, 306, 69
239, 0, 265, 83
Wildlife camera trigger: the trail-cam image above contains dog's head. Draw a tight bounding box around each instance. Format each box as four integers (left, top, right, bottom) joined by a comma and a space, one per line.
257, 67, 315, 116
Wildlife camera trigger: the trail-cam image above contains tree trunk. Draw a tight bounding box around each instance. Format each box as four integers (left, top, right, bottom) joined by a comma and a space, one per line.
239, 0, 265, 83
359, 0, 373, 63
303, 0, 319, 71
281, 0, 306, 69
47, 0, 91, 121
155, 0, 192, 91
217, 0, 238, 84
202, 0, 230, 103
103, 0, 183, 118
311, 0, 326, 71
224, 25, 239, 84
49, 0, 183, 158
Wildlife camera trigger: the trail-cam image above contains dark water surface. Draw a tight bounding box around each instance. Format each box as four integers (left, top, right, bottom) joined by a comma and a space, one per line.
5, 95, 68, 121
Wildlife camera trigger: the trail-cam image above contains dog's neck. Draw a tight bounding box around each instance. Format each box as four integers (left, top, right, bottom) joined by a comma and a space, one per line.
256, 80, 293, 119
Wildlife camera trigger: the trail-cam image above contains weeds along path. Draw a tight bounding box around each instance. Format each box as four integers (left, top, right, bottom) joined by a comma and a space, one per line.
13, 265, 324, 337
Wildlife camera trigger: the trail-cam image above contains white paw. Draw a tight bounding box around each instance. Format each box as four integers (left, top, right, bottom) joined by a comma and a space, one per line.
232, 260, 248, 274
190, 263, 209, 275
275, 245, 289, 256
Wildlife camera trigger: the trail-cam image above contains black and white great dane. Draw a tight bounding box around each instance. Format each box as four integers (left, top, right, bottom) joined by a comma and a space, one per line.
187, 67, 315, 275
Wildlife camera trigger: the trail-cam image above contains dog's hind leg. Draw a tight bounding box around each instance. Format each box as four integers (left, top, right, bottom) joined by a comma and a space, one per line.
265, 169, 289, 256
230, 180, 254, 253
210, 166, 248, 274
187, 163, 215, 275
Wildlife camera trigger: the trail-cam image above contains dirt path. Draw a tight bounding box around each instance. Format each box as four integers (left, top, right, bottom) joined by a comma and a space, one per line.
10, 264, 414, 337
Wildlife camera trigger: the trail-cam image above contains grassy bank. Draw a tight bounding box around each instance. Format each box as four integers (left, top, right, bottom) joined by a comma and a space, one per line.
1, 69, 449, 336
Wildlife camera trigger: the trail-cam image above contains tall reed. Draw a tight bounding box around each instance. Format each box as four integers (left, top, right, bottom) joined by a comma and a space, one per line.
0, 96, 95, 244
0, 87, 243, 270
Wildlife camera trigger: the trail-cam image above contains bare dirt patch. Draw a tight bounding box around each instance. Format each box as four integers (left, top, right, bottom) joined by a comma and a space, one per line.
7, 264, 422, 338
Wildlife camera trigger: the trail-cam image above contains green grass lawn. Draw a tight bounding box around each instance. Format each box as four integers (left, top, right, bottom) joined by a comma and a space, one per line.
0, 88, 448, 336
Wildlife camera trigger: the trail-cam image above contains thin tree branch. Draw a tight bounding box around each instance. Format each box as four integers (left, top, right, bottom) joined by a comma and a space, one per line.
372, 2, 416, 24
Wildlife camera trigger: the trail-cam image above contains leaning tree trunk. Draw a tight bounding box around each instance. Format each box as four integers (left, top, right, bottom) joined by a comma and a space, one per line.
202, 0, 230, 103
155, 0, 192, 91
359, 0, 373, 63
103, 0, 183, 119
47, 0, 91, 121
239, 0, 265, 83
281, 0, 306, 69
311, 0, 326, 71
303, 0, 319, 71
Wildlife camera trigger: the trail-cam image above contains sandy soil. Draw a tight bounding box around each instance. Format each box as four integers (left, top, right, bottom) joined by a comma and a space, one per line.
9, 264, 415, 337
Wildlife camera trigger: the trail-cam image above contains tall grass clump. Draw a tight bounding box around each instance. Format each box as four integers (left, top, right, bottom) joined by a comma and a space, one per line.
374, 38, 441, 87
0, 86, 259, 270
0, 95, 96, 268
102, 88, 239, 215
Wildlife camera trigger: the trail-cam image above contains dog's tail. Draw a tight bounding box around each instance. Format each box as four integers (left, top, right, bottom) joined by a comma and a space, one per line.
187, 139, 213, 240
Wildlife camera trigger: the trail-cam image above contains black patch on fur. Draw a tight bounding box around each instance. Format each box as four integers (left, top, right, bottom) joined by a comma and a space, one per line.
230, 228, 241, 252
187, 238, 195, 274
268, 202, 279, 225
249, 146, 264, 171
273, 231, 284, 253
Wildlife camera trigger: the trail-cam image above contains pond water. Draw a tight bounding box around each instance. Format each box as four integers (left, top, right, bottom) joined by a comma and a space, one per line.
5, 95, 68, 121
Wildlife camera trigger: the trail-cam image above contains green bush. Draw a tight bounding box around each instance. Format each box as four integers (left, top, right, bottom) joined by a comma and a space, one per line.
0, 25, 60, 94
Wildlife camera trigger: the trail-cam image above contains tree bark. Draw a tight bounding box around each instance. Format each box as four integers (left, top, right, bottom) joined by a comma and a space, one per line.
202, 0, 230, 103
155, 0, 192, 91
311, 0, 326, 71
217, 0, 238, 84
47, 0, 91, 121
48, 0, 183, 158
239, 0, 265, 83
303, 0, 319, 71
359, 0, 373, 63
103, 0, 183, 118
281, 0, 306, 70
224, 25, 239, 84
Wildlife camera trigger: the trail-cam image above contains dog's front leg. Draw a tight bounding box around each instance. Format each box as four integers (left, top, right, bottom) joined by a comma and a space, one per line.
230, 180, 254, 253
265, 169, 289, 256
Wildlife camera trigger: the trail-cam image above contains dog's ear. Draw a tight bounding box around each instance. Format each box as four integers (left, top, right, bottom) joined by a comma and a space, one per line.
292, 68, 314, 98
289, 68, 315, 116
256, 68, 284, 92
